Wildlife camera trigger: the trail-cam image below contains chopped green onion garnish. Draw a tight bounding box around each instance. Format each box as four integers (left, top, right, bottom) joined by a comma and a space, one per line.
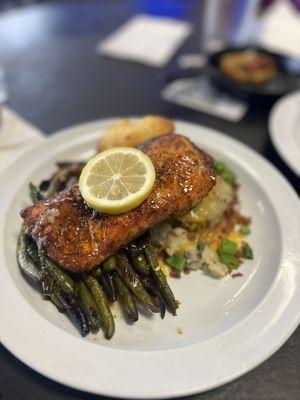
166, 255, 186, 271
220, 238, 237, 256
239, 225, 251, 235
219, 253, 239, 269
217, 238, 239, 269
197, 242, 205, 252
223, 169, 236, 185
213, 161, 226, 174
242, 244, 253, 260
213, 160, 236, 185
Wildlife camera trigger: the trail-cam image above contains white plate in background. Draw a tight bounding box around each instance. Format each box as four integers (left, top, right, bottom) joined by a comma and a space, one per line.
269, 91, 300, 176
0, 119, 299, 399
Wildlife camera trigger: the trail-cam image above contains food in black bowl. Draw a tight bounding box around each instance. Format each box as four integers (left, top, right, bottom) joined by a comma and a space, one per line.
208, 46, 300, 102
219, 50, 278, 84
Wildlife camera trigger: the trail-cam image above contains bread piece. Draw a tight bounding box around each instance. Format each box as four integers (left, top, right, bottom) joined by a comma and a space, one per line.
97, 116, 174, 150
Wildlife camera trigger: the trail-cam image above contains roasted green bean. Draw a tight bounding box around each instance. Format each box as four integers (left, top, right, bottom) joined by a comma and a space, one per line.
101, 272, 117, 303
102, 256, 116, 272
41, 273, 55, 295
126, 242, 149, 275
78, 280, 100, 333
38, 250, 76, 296
141, 276, 166, 319
25, 237, 56, 295
143, 238, 178, 315
55, 289, 89, 337
44, 168, 71, 198
115, 252, 159, 313
114, 274, 138, 323
17, 226, 41, 281
26, 240, 40, 265
28, 182, 44, 204
56, 161, 85, 169
49, 293, 65, 313
83, 275, 115, 339
90, 265, 103, 280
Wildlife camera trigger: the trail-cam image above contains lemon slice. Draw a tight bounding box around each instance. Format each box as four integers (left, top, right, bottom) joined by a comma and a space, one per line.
79, 147, 156, 214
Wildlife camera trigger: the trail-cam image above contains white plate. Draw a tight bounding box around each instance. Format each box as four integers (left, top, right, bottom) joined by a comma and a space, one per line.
0, 119, 299, 399
269, 91, 300, 176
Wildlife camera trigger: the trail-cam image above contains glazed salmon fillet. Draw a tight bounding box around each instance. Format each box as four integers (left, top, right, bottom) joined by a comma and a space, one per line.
21, 134, 215, 273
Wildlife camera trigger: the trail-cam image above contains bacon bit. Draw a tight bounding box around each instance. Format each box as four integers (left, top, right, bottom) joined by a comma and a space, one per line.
231, 272, 243, 278
236, 250, 243, 258
170, 270, 181, 279
236, 214, 251, 226
233, 181, 240, 190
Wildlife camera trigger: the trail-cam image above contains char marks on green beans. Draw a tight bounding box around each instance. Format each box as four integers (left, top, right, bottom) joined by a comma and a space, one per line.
83, 275, 115, 339
101, 272, 117, 303
115, 251, 160, 313
38, 250, 77, 295
126, 241, 150, 276
102, 256, 117, 272
78, 280, 100, 333
114, 274, 138, 323
17, 226, 42, 281
143, 236, 178, 315
55, 289, 89, 337
29, 182, 44, 204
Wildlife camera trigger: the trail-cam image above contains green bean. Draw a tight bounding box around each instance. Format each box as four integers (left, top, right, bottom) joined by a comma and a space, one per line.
49, 293, 64, 313
56, 161, 85, 169
140, 277, 166, 320
17, 225, 89, 337
90, 265, 103, 280
115, 252, 159, 313
83, 275, 115, 339
77, 281, 100, 333
41, 273, 55, 295
55, 289, 89, 337
114, 274, 138, 323
102, 256, 116, 272
28, 182, 44, 204
44, 168, 71, 198
26, 237, 56, 295
17, 226, 42, 281
143, 238, 178, 315
26, 240, 41, 265
126, 243, 149, 275
38, 250, 76, 296
101, 272, 117, 303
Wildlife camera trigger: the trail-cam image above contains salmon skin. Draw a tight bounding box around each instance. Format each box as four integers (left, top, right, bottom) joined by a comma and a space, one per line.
21, 134, 216, 273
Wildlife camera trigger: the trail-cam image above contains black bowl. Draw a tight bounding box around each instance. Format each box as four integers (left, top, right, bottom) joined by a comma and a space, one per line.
207, 46, 300, 102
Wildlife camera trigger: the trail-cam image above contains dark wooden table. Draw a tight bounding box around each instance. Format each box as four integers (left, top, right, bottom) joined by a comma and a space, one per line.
0, 1, 299, 399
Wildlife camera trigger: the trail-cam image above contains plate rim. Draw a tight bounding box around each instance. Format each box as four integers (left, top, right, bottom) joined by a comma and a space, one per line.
0, 118, 299, 399
269, 90, 300, 176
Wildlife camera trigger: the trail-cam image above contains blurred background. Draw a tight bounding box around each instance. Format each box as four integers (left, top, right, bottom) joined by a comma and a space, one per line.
1, 0, 300, 132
